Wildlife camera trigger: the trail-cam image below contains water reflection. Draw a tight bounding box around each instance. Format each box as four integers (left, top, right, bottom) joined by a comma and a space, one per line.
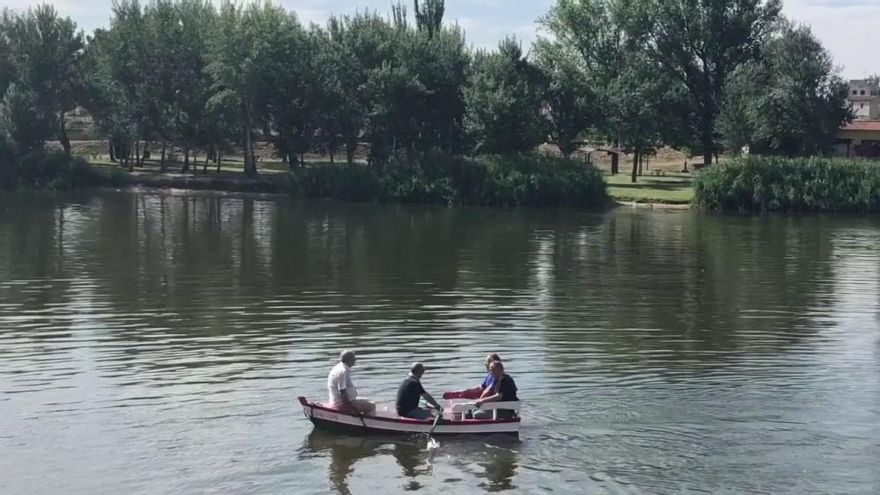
301, 430, 521, 494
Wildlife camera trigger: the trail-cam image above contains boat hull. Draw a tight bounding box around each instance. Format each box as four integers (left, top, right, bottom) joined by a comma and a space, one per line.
299, 397, 520, 436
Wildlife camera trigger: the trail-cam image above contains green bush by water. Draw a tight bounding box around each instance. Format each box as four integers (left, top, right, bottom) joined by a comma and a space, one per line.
288, 153, 609, 207
0, 150, 129, 190
694, 156, 880, 212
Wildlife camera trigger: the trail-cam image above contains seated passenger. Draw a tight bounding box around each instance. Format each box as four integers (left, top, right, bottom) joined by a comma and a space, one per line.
473, 361, 518, 419
327, 350, 376, 416
447, 353, 502, 399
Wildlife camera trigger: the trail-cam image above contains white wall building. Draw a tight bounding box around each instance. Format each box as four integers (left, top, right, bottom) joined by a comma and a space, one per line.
847, 78, 880, 121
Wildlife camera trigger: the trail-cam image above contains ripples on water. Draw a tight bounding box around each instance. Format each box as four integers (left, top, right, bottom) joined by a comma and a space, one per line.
1, 189, 879, 494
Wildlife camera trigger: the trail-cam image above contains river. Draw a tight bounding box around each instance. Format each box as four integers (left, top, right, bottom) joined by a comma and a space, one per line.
1, 189, 878, 494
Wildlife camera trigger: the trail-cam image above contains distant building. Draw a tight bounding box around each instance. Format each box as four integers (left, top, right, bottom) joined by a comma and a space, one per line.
836, 79, 880, 157
836, 121, 880, 158
847, 78, 880, 121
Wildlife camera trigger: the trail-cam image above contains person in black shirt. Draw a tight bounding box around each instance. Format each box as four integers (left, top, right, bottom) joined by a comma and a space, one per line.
396, 362, 442, 420
473, 361, 518, 419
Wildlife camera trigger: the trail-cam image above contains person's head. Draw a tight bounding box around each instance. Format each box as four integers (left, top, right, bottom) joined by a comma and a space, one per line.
489, 360, 504, 379
485, 353, 501, 370
410, 362, 425, 379
340, 350, 357, 367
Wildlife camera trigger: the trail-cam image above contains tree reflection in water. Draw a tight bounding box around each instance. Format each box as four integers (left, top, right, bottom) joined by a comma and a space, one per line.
301, 430, 521, 493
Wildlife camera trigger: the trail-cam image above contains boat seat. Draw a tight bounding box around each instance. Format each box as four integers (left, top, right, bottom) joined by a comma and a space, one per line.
447, 401, 521, 420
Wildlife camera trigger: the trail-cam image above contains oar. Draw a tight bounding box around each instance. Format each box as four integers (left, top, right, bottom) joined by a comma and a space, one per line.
357, 411, 368, 435
427, 408, 443, 450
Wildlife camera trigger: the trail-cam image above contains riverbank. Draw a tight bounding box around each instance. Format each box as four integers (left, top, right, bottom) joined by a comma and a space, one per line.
5, 153, 611, 208
5, 150, 702, 208
110, 166, 694, 210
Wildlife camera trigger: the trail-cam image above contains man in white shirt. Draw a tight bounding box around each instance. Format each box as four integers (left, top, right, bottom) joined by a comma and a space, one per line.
327, 350, 376, 416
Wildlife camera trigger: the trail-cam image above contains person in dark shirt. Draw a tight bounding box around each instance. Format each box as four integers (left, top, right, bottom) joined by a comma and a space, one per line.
473, 361, 518, 419
447, 353, 503, 400
396, 362, 442, 420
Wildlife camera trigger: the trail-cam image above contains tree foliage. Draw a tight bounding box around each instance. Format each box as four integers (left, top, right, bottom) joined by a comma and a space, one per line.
3, 5, 83, 153
533, 40, 599, 159
632, 0, 782, 164
466, 38, 546, 154
0, 0, 855, 190
717, 24, 851, 157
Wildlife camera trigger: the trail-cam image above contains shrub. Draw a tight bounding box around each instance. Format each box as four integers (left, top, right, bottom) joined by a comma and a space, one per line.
694, 156, 880, 212
0, 150, 103, 189
287, 152, 610, 208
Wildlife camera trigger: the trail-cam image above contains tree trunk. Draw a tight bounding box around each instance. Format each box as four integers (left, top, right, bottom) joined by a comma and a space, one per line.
330, 153, 334, 164
346, 138, 356, 165
638, 153, 643, 176
244, 124, 257, 176
611, 139, 620, 175
59, 112, 71, 155
703, 149, 713, 167
109, 141, 116, 162
192, 150, 198, 175
182, 148, 190, 173
300, 153, 305, 167
631, 150, 639, 183
140, 142, 150, 166
135, 140, 141, 166
160, 142, 167, 173
203, 150, 210, 174
560, 140, 572, 160
217, 150, 222, 174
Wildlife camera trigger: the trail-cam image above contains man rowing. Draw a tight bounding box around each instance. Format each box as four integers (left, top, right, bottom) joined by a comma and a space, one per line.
396, 362, 443, 420
327, 350, 376, 416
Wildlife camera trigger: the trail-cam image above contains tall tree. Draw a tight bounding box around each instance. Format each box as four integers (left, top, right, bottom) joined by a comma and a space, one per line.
0, 10, 14, 97
718, 23, 850, 157
262, 13, 314, 167
5, 5, 83, 154
207, 1, 290, 175
414, 0, 444, 37
545, 0, 632, 174
80, 28, 136, 164
171, 0, 220, 171
466, 38, 546, 154
533, 39, 599, 159
325, 12, 399, 164
631, 0, 782, 165
546, 0, 688, 176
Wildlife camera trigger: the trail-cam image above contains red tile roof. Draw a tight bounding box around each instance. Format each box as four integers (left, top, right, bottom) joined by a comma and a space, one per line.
842, 121, 880, 132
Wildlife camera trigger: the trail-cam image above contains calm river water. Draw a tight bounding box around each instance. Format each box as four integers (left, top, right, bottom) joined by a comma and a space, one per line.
1, 189, 879, 494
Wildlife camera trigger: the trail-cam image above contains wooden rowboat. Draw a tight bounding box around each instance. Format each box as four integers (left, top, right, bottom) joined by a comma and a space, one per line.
298, 396, 521, 436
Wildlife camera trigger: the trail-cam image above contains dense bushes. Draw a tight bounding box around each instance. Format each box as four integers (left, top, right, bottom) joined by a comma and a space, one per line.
289, 153, 610, 207
694, 156, 880, 212
0, 149, 117, 189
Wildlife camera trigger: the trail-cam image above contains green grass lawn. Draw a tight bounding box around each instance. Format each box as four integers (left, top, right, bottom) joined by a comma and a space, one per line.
606, 172, 695, 204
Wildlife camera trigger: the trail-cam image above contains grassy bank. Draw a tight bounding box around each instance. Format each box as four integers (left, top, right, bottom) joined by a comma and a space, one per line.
606, 173, 694, 204
694, 156, 880, 212
6, 151, 611, 208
